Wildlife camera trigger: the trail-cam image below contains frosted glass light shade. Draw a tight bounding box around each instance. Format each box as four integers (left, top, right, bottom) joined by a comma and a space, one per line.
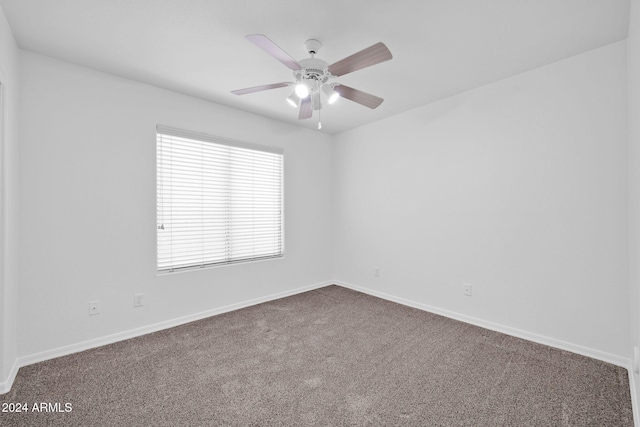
295, 83, 310, 98
322, 84, 340, 104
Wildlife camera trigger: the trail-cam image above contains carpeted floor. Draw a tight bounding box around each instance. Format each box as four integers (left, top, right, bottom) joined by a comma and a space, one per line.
0, 285, 634, 426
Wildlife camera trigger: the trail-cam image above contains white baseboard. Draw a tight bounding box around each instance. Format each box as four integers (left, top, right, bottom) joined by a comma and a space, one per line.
0, 358, 19, 395
4, 276, 635, 419
629, 368, 640, 427
334, 280, 639, 423
3, 280, 332, 393
334, 280, 630, 368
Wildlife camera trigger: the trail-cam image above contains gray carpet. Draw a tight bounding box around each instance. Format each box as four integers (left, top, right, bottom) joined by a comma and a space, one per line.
0, 285, 633, 426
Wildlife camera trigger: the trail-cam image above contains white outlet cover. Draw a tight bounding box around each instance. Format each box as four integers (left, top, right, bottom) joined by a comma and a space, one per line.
463, 284, 472, 296
89, 301, 100, 315
134, 293, 144, 307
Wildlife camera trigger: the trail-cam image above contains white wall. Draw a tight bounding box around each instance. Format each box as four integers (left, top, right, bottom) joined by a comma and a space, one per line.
17, 51, 333, 358
333, 41, 629, 361
628, 0, 640, 418
6, 12, 635, 405
0, 5, 20, 391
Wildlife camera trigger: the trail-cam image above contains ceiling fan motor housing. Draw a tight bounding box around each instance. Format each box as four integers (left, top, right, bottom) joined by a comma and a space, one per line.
294, 39, 334, 94
295, 57, 332, 95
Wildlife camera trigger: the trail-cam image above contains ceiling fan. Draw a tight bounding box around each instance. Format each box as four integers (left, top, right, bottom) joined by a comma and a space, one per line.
231, 34, 393, 128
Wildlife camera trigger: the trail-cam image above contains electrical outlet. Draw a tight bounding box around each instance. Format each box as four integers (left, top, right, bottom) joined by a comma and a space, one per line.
463, 284, 472, 297
89, 300, 100, 315
374, 267, 380, 277
134, 293, 144, 307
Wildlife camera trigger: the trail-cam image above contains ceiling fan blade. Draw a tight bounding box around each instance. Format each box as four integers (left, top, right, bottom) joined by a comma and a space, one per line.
328, 42, 392, 77
231, 82, 290, 95
298, 96, 312, 120
246, 34, 302, 71
334, 85, 384, 109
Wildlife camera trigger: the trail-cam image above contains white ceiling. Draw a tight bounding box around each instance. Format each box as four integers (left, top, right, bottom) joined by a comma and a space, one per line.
0, 0, 631, 134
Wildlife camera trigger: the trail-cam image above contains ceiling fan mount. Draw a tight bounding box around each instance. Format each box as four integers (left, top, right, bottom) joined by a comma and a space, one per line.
231, 34, 393, 125
304, 39, 322, 55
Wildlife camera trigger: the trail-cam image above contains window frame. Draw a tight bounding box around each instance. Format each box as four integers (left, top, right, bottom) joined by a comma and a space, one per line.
156, 125, 285, 274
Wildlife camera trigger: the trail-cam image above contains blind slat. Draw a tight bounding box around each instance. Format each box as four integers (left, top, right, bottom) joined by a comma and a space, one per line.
157, 129, 284, 272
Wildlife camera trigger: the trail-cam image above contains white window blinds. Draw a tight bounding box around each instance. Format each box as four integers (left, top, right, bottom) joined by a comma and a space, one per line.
156, 126, 284, 273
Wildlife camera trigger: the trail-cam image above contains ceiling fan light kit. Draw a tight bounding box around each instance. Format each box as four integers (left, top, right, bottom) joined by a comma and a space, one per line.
322, 84, 340, 104
312, 93, 322, 111
231, 34, 393, 129
294, 81, 310, 98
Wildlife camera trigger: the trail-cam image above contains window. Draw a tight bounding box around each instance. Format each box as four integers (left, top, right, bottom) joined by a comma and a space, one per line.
156, 126, 284, 273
